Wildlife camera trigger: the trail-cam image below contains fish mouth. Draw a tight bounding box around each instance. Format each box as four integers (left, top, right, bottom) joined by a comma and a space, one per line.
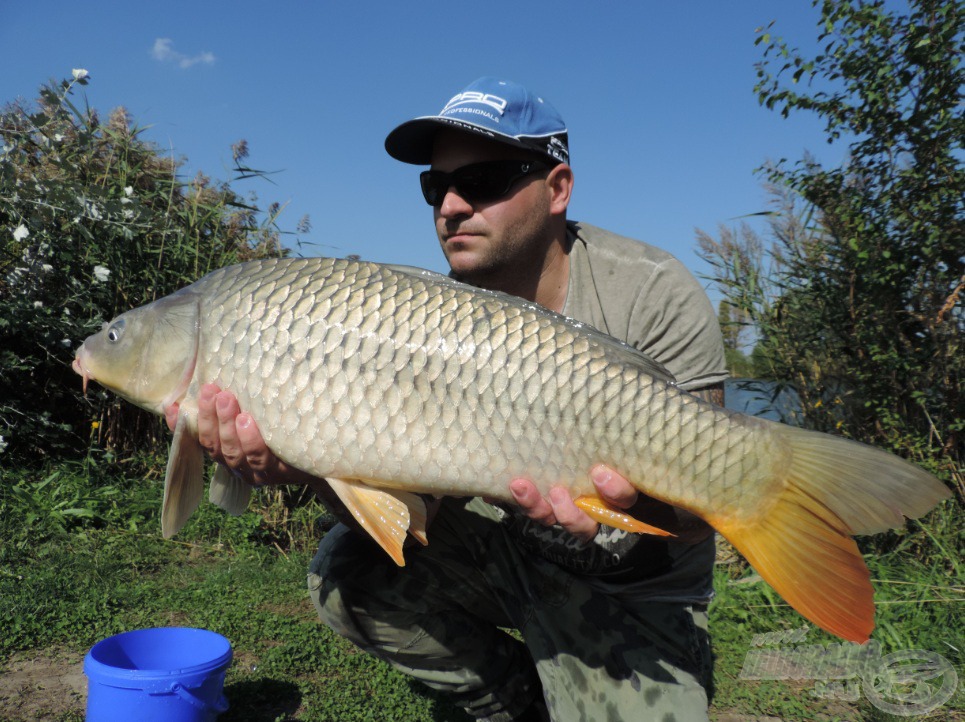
72, 346, 93, 396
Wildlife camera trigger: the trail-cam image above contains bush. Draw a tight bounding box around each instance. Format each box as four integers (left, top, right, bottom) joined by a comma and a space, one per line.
699, 1, 963, 501
0, 71, 304, 466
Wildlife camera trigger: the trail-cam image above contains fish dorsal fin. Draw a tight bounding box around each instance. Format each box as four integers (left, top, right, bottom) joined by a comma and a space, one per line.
209, 463, 252, 516
161, 411, 205, 538
325, 478, 428, 566
382, 263, 676, 385
573, 496, 675, 536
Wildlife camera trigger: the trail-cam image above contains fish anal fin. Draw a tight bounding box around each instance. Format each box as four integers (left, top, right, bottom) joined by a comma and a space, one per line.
404, 493, 429, 546
573, 496, 675, 537
161, 412, 205, 539
326, 478, 426, 566
709, 486, 874, 644
209, 463, 252, 516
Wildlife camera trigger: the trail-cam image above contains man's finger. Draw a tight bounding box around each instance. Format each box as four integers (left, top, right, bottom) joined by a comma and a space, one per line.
509, 479, 557, 527
215, 391, 246, 468
235, 412, 275, 473
196, 384, 222, 456
548, 487, 598, 543
590, 464, 638, 510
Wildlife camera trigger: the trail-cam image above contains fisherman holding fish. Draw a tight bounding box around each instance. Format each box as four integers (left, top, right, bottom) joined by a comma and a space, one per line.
76, 76, 947, 720
193, 78, 728, 720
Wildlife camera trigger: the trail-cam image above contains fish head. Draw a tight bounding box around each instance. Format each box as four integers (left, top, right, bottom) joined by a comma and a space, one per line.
72, 291, 201, 415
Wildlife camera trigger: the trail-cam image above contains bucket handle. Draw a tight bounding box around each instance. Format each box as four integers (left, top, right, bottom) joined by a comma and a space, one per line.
171, 683, 229, 715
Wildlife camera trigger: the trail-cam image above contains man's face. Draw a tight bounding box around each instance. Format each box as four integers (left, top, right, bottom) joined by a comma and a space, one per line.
428, 130, 555, 286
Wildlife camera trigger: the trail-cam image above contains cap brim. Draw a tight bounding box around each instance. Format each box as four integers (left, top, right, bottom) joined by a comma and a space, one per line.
384, 116, 539, 165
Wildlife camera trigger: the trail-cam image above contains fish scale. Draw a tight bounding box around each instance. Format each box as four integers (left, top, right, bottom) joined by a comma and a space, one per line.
73, 255, 950, 643
194, 259, 670, 498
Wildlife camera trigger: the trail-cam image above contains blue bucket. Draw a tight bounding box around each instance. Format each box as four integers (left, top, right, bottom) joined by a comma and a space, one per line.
84, 627, 232, 722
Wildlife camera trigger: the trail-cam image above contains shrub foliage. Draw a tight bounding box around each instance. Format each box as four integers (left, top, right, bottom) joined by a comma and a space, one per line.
0, 72, 295, 465
698, 0, 963, 495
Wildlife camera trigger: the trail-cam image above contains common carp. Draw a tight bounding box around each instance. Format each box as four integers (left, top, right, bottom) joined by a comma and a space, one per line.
72, 256, 949, 643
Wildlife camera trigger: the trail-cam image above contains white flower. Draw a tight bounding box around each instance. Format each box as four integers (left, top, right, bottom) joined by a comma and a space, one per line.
12, 224, 29, 242
124, 186, 134, 197
60, 338, 72, 347
33, 301, 43, 309
93, 265, 111, 283
72, 68, 89, 81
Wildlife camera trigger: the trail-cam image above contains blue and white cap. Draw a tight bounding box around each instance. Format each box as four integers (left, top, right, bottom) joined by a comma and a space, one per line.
385, 77, 569, 166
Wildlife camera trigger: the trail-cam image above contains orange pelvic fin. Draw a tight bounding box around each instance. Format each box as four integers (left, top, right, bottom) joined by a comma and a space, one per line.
325, 478, 428, 566
573, 495, 675, 536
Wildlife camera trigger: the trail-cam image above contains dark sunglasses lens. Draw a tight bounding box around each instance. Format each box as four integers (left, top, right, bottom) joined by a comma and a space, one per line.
420, 172, 449, 206
420, 162, 542, 206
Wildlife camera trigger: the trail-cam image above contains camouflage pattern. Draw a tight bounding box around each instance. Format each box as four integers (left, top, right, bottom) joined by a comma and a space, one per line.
308, 497, 713, 721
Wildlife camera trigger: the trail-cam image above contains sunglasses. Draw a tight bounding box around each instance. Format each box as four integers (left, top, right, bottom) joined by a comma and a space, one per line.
419, 159, 549, 207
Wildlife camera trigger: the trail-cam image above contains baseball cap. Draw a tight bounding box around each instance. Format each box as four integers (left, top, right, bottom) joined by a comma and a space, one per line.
385, 77, 569, 166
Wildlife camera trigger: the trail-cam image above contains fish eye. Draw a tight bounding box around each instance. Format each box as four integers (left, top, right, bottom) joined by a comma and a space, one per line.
107, 319, 125, 343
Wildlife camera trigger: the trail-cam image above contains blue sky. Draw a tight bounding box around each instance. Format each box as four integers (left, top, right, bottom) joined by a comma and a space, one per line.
3, 1, 848, 298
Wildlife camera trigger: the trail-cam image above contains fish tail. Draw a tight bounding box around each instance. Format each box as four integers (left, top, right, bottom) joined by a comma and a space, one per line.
708, 425, 950, 643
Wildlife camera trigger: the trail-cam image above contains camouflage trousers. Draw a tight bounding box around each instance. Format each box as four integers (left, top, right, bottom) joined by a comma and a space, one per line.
307, 497, 713, 722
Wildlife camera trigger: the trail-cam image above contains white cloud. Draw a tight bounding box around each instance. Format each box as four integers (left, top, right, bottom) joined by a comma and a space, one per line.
151, 38, 215, 69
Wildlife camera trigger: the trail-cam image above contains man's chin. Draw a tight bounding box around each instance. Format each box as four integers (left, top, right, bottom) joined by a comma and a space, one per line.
443, 248, 486, 278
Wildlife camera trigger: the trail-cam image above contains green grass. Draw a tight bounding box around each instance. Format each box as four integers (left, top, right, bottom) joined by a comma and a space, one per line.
709, 528, 964, 721
1, 460, 961, 721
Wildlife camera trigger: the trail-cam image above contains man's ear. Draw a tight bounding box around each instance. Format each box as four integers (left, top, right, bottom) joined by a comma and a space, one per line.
546, 163, 574, 216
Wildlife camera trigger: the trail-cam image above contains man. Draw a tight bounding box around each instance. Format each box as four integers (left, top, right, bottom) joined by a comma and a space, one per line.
190, 78, 728, 721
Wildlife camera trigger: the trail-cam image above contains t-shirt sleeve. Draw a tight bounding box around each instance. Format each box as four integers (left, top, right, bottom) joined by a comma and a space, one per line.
628, 257, 728, 391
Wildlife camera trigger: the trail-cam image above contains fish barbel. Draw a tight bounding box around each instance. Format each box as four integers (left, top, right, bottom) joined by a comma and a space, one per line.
72, 256, 949, 643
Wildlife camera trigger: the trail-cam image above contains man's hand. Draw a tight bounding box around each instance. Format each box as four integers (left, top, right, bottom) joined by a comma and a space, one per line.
166, 384, 322, 491
509, 467, 714, 545
509, 465, 638, 544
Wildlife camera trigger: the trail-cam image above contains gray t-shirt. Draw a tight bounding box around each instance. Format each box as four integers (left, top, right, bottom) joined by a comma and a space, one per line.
507, 221, 728, 603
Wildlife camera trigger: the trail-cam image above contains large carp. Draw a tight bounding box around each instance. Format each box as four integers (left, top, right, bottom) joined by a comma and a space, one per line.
72, 256, 949, 643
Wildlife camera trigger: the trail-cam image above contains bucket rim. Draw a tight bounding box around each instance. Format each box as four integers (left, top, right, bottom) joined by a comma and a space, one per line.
84, 627, 232, 686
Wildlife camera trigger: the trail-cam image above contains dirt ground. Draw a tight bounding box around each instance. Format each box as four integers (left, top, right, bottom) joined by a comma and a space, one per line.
0, 648, 87, 720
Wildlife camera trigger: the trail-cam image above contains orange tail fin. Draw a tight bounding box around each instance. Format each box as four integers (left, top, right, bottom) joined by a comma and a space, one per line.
709, 425, 950, 644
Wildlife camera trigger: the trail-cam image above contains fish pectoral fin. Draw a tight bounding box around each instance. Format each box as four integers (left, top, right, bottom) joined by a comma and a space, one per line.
161, 412, 205, 539
326, 478, 425, 566
209, 463, 252, 516
573, 496, 675, 536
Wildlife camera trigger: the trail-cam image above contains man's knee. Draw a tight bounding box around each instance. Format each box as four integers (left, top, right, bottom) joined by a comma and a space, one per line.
306, 524, 436, 653
306, 525, 374, 638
